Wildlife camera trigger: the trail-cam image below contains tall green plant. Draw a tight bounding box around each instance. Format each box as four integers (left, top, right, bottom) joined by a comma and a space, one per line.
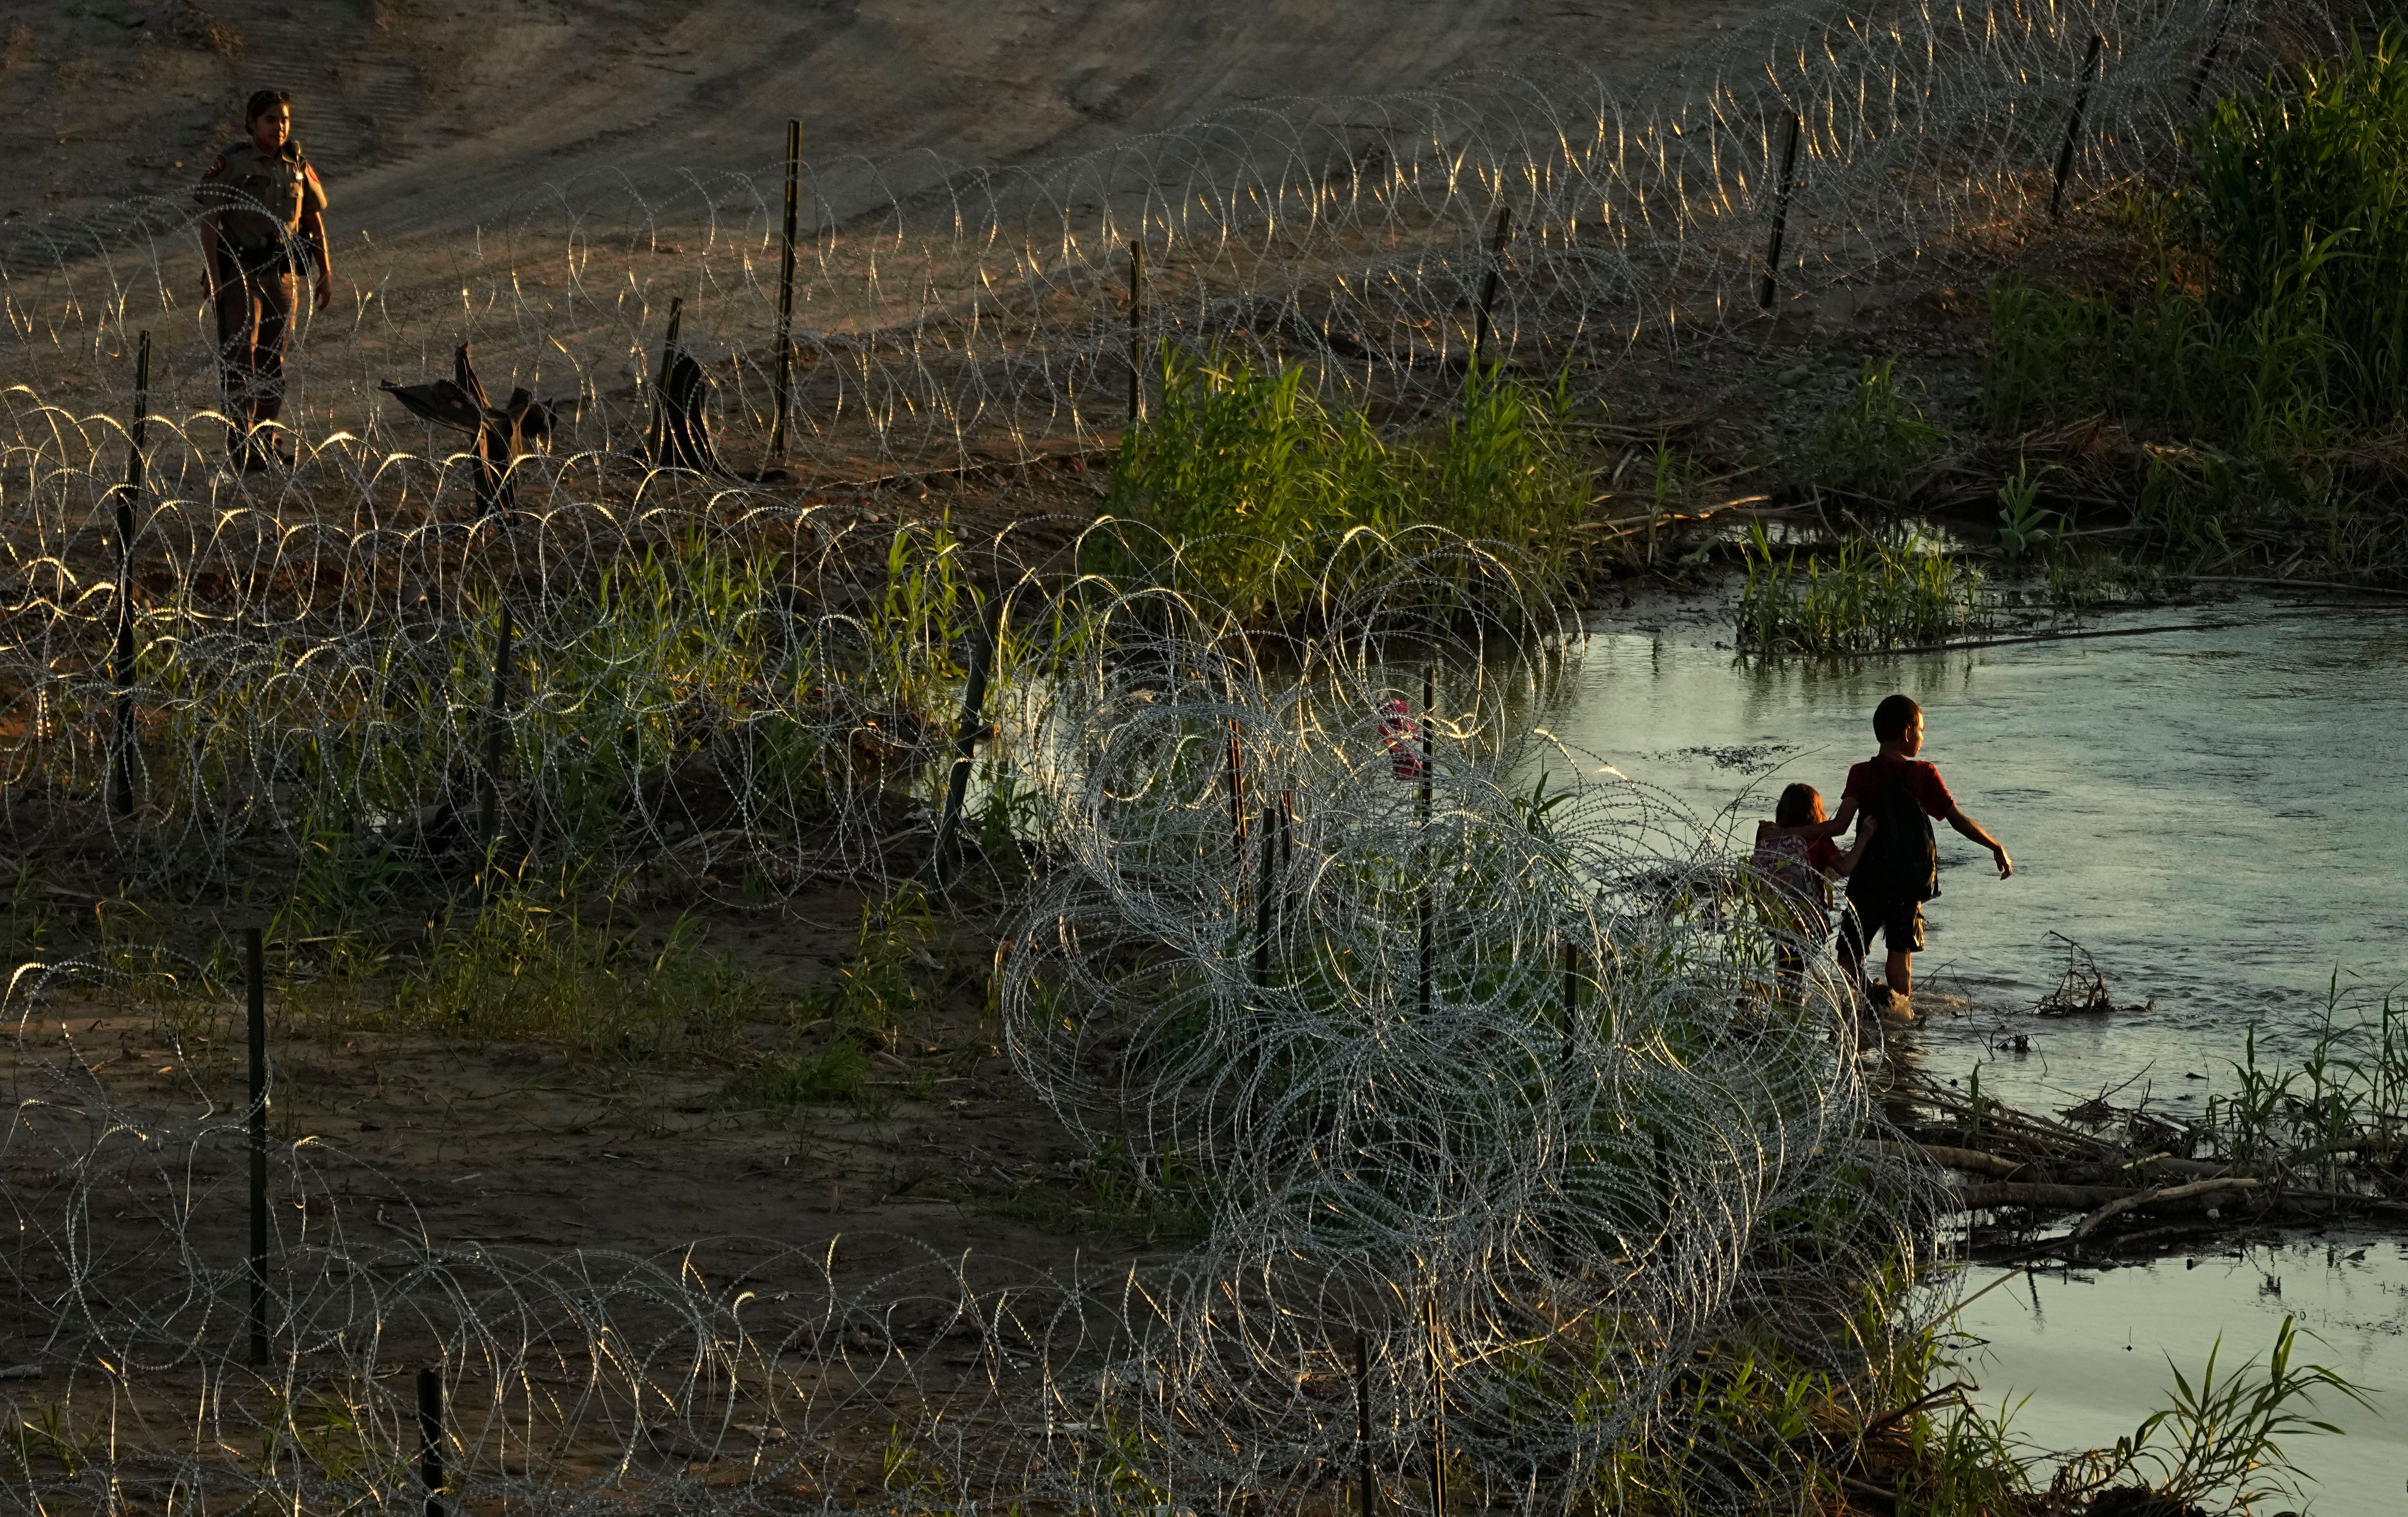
2181, 32, 2408, 424
1104, 349, 1588, 618
1799, 358, 1945, 502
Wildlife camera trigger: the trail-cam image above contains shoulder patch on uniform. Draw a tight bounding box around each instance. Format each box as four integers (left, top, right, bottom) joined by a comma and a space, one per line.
202, 154, 230, 180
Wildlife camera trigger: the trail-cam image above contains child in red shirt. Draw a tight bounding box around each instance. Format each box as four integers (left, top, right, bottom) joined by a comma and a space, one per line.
1816, 695, 2013, 1021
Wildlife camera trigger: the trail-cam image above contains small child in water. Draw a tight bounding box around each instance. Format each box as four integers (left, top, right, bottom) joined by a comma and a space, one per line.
1752, 782, 1875, 990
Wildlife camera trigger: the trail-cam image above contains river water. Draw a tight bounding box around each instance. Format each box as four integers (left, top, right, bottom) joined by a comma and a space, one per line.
1550, 596, 2408, 1111
1547, 595, 2408, 1512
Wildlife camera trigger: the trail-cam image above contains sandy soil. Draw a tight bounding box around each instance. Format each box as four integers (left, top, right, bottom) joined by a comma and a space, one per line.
0, 881, 1150, 1327
6, 0, 1785, 252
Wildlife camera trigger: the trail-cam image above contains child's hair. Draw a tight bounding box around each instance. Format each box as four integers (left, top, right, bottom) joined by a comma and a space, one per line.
1774, 783, 1820, 827
245, 89, 292, 125
1874, 693, 1922, 742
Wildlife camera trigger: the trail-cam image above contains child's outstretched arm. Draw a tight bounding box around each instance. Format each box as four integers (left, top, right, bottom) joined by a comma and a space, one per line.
1944, 805, 2013, 878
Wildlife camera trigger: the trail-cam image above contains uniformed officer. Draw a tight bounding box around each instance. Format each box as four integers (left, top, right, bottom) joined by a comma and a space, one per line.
195, 89, 332, 470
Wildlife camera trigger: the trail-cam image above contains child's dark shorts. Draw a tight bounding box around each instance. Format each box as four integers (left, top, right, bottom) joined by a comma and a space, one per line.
1840, 894, 1925, 958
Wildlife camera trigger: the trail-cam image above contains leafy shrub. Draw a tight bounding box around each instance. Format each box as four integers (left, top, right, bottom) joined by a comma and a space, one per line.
2181, 33, 2408, 424
1981, 39, 2408, 577
1102, 349, 1590, 619
1989, 37, 2408, 445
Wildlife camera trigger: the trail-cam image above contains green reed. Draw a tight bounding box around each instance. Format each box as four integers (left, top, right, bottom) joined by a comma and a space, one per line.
1737, 523, 1988, 655
2198, 981, 2407, 1179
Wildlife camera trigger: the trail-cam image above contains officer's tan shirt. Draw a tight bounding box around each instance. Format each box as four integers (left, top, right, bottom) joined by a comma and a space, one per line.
196, 139, 328, 251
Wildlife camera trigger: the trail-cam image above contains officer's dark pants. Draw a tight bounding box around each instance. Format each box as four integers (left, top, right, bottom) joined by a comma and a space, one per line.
212, 244, 294, 454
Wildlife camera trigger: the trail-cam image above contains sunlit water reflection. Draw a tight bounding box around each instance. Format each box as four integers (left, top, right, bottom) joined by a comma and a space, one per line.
1547, 598, 2408, 1504
1953, 1233, 2408, 1514
1548, 599, 2408, 1113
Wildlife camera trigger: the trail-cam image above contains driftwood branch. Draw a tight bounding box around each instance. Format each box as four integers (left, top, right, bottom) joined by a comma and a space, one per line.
1960, 1177, 2259, 1213
2067, 1178, 2260, 1242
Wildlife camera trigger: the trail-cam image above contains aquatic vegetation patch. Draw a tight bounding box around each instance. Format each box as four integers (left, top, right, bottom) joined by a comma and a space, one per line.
1737, 523, 1990, 654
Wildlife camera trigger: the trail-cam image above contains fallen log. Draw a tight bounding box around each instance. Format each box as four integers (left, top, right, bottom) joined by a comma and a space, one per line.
1869, 1141, 2029, 1180
2069, 1178, 2261, 1242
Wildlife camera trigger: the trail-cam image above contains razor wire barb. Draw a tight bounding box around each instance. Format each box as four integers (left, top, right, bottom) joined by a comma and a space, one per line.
0, 3, 2340, 1513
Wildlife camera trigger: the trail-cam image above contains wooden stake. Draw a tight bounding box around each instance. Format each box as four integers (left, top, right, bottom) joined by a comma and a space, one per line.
1127, 240, 1145, 424
1469, 207, 1513, 372
246, 926, 268, 1366
1757, 113, 1803, 310
2051, 36, 2105, 222
769, 120, 803, 459
111, 331, 150, 817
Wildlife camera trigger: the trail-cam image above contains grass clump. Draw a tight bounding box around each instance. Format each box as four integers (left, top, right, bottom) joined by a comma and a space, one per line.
1737, 524, 1988, 654
990, 1136, 1214, 1243
731, 884, 945, 1112
2039, 1317, 2369, 1514
739, 1042, 873, 1106
1102, 348, 1590, 620
1797, 357, 1947, 503
385, 866, 771, 1058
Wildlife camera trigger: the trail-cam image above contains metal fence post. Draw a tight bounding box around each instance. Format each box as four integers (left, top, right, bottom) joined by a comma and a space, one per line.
1758, 113, 1803, 310
1470, 207, 1513, 371
1355, 1335, 1377, 1517
1426, 1299, 1448, 1517
769, 120, 803, 459
111, 331, 150, 817
647, 296, 685, 464
930, 596, 1005, 883
246, 926, 268, 1366
417, 1367, 447, 1517
1127, 240, 1145, 424
476, 601, 515, 855
2051, 35, 2106, 221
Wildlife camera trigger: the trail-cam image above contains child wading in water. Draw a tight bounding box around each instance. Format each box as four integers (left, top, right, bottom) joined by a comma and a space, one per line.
1752, 783, 1875, 992
1816, 693, 2014, 1021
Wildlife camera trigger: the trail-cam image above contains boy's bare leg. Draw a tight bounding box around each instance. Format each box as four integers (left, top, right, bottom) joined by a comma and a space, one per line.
1885, 951, 1914, 1016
